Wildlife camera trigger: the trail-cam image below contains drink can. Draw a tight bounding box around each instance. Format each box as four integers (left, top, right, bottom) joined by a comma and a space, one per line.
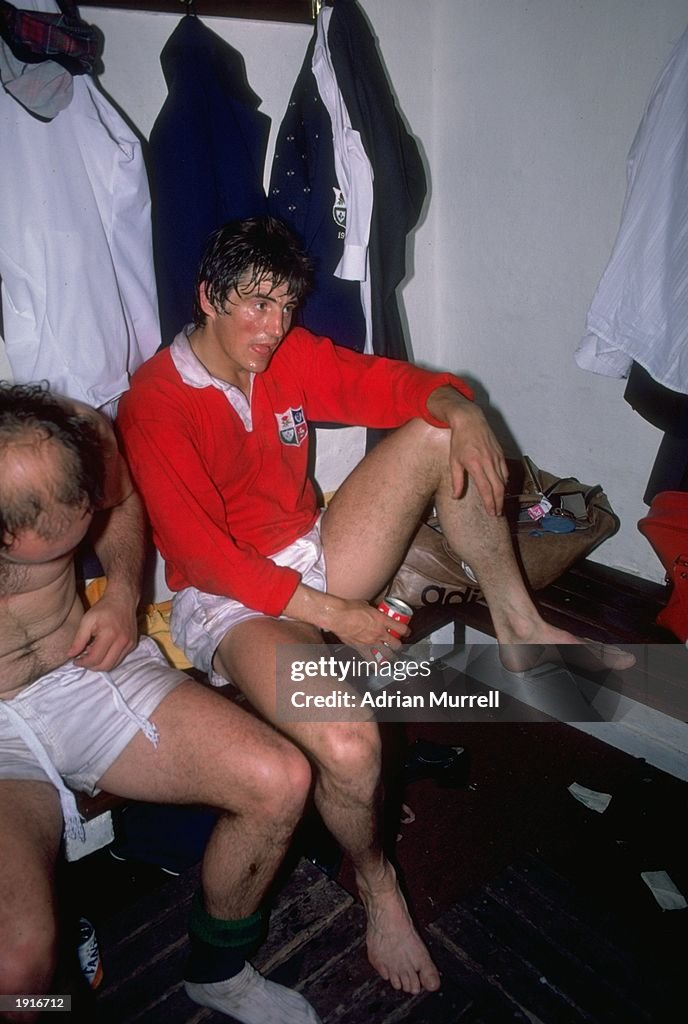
77, 917, 103, 990
377, 596, 413, 640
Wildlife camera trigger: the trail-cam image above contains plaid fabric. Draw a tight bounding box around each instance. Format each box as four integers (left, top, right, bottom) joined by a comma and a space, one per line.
0, 0, 100, 75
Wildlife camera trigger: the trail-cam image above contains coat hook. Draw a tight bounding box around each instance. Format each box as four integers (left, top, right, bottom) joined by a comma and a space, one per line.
181, 0, 197, 17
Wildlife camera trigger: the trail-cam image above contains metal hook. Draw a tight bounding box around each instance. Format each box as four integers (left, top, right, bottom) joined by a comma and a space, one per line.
181, 0, 197, 17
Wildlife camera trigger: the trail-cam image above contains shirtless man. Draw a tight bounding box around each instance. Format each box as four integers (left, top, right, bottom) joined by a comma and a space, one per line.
0, 383, 321, 1024
117, 216, 635, 999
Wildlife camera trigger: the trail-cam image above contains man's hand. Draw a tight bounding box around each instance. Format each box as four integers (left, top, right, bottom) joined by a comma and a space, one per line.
427, 386, 508, 516
284, 586, 410, 652
323, 597, 410, 651
67, 589, 138, 671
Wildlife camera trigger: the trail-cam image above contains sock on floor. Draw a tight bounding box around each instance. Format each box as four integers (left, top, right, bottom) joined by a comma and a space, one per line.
185, 962, 323, 1024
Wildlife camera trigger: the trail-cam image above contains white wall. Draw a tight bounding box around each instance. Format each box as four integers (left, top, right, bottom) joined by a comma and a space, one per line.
60, 2, 688, 579
426, 0, 687, 579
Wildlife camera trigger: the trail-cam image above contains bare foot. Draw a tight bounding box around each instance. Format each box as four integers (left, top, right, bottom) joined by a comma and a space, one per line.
498, 632, 636, 675
357, 862, 440, 995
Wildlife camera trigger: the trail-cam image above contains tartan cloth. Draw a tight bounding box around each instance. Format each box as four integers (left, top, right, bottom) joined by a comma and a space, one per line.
0, 0, 100, 75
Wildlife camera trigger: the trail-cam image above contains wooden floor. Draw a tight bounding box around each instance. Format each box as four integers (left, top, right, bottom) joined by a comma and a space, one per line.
59, 713, 688, 1024
75, 849, 683, 1024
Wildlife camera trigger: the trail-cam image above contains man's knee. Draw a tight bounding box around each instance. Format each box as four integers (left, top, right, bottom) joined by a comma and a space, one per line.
390, 417, 450, 473
0, 919, 57, 1001
316, 722, 381, 797
399, 416, 449, 446
245, 742, 312, 826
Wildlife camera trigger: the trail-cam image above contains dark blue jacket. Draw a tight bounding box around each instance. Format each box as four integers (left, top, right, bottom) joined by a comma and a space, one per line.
328, 0, 427, 360
148, 16, 270, 346
269, 0, 426, 359
269, 36, 366, 352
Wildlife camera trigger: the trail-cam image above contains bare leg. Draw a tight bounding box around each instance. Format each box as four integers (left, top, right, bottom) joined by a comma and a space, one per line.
322, 418, 635, 672
98, 680, 312, 920
0, 781, 63, 1024
311, 419, 634, 991
102, 679, 322, 1024
215, 618, 440, 994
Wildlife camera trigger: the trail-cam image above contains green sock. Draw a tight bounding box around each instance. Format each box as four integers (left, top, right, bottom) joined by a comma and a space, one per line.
185, 893, 269, 984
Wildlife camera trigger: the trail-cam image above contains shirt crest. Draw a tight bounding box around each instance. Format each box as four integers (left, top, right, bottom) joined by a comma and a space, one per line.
275, 406, 308, 447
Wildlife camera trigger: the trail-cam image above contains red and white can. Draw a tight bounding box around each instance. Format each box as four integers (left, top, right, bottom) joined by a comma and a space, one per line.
371, 596, 413, 663
377, 596, 413, 639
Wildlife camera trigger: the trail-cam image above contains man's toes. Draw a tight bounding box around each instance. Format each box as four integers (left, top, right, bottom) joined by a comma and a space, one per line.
404, 972, 422, 995
373, 959, 390, 982
421, 965, 441, 992
602, 645, 636, 669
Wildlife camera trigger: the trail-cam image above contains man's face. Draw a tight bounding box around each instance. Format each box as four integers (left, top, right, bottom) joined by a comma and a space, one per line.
197, 276, 297, 386
2, 506, 92, 566
0, 437, 93, 565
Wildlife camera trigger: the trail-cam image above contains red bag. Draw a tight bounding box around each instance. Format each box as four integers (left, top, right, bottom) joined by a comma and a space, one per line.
637, 491, 688, 642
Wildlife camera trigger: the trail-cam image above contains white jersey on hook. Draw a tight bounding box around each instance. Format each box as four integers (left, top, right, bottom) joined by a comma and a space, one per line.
576, 25, 688, 395
0, 0, 160, 412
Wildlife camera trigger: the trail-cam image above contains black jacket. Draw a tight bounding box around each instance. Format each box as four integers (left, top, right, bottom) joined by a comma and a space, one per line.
149, 16, 270, 346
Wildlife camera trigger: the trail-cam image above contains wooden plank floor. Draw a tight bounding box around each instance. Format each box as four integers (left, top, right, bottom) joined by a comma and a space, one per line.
60, 715, 687, 1024
81, 850, 683, 1024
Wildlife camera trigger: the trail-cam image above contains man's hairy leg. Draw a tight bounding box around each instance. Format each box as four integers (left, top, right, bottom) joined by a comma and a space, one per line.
0, 781, 63, 1024
98, 680, 311, 921
314, 419, 633, 992
214, 618, 440, 995
321, 417, 634, 673
100, 679, 322, 1024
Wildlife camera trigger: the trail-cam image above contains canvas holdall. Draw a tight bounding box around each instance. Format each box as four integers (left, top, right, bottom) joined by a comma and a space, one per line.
382, 456, 619, 609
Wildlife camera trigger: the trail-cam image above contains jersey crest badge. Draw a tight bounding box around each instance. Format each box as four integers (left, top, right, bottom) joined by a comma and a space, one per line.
332, 187, 347, 230
276, 406, 308, 447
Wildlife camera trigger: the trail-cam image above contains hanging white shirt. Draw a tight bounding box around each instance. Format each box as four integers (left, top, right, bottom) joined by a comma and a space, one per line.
0, 0, 160, 411
575, 25, 688, 395
312, 5, 374, 352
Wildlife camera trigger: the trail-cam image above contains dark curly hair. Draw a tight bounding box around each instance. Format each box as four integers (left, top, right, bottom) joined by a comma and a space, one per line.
193, 216, 314, 327
0, 382, 105, 547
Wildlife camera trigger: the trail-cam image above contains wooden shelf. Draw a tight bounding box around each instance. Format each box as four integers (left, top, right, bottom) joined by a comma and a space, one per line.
77, 1, 315, 25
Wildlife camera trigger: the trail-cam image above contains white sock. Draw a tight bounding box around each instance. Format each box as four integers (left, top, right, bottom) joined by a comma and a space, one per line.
184, 962, 322, 1024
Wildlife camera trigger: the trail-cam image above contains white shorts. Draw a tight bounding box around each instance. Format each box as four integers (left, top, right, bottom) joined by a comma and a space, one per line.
0, 636, 185, 796
170, 518, 327, 685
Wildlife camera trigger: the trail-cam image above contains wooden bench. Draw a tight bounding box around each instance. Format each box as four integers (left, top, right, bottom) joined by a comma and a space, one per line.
405, 557, 687, 726
406, 558, 676, 647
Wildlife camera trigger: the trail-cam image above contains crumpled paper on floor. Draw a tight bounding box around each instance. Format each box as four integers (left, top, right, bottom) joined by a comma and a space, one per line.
567, 782, 612, 813
641, 871, 688, 911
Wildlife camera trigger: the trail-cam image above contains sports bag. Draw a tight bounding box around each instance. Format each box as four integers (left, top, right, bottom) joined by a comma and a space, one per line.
383, 456, 619, 609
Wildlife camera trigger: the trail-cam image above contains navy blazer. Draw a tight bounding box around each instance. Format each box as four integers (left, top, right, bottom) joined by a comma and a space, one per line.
149, 16, 270, 346
328, 0, 427, 361
269, 36, 366, 352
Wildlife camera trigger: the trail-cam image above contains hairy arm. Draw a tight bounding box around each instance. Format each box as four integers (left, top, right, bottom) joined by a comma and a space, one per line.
283, 584, 410, 652
67, 410, 144, 671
